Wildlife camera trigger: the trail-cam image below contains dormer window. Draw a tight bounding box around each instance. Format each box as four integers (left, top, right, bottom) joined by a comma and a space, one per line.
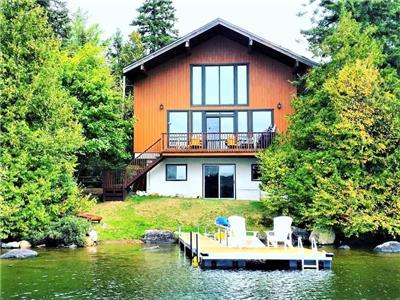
191, 64, 248, 106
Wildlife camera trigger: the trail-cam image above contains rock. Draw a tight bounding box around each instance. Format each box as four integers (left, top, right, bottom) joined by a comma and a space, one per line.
338, 245, 351, 250
1, 241, 20, 249
67, 244, 77, 249
136, 190, 147, 196
373, 241, 400, 253
291, 226, 310, 245
142, 229, 177, 244
19, 240, 31, 249
309, 228, 336, 245
88, 229, 98, 243
0, 249, 38, 259
85, 236, 95, 247
35, 244, 46, 248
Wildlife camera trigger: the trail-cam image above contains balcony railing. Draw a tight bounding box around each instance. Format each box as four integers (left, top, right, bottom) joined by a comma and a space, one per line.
161, 132, 275, 153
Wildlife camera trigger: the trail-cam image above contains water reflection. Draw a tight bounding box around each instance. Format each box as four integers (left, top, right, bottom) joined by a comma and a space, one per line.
1, 244, 399, 300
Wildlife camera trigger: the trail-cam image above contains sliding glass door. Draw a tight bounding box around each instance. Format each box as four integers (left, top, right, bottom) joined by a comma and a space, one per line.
204, 165, 235, 198
205, 112, 234, 149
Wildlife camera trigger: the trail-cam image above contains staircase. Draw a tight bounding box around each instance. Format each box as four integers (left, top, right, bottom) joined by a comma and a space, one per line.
102, 139, 163, 200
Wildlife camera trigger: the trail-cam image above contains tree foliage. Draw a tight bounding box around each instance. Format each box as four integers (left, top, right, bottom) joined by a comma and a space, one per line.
259, 15, 400, 237
66, 9, 102, 51
131, 0, 178, 53
303, 0, 400, 71
0, 0, 94, 239
107, 29, 145, 79
61, 16, 133, 174
36, 0, 71, 42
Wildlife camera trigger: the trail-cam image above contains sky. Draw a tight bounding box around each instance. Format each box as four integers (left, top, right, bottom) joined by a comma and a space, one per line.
65, 0, 316, 59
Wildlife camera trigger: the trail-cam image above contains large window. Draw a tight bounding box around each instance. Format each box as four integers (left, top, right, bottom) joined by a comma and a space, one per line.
168, 111, 188, 133
252, 110, 273, 132
166, 164, 187, 181
168, 110, 273, 133
191, 64, 248, 106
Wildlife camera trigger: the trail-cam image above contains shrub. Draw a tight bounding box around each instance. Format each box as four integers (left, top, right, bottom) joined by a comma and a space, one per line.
28, 216, 90, 247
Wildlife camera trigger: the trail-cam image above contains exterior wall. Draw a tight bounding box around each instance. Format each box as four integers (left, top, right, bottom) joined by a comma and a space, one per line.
146, 157, 262, 200
134, 35, 297, 153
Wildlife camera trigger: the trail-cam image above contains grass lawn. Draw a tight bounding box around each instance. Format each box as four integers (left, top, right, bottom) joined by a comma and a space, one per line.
89, 196, 266, 240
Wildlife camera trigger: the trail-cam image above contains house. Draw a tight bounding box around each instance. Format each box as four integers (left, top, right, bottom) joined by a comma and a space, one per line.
104, 19, 314, 201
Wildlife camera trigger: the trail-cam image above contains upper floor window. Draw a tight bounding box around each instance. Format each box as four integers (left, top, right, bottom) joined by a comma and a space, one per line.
191, 64, 248, 106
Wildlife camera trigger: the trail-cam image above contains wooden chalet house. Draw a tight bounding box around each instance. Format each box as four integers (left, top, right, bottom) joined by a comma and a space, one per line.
103, 19, 315, 200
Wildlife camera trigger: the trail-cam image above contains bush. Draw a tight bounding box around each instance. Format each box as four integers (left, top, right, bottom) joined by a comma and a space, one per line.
29, 216, 90, 247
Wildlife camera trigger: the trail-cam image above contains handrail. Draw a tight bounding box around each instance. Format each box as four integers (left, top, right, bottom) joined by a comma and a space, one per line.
129, 138, 161, 164
161, 131, 276, 152
311, 238, 318, 252
298, 237, 303, 249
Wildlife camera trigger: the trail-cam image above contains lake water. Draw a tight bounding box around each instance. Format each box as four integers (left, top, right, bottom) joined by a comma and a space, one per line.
1, 244, 399, 299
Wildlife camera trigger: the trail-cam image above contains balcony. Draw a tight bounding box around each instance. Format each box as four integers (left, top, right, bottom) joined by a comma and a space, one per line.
161, 132, 275, 155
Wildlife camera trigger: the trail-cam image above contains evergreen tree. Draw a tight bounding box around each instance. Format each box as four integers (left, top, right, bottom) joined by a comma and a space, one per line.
0, 0, 93, 239
131, 0, 178, 53
66, 9, 102, 51
259, 15, 400, 237
302, 0, 400, 71
37, 0, 71, 42
107, 29, 145, 79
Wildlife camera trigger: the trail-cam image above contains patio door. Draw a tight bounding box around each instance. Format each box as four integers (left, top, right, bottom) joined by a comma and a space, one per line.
206, 114, 234, 149
204, 165, 235, 198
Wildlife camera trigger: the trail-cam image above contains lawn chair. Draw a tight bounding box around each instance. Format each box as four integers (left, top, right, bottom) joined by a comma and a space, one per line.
266, 216, 293, 247
227, 216, 264, 248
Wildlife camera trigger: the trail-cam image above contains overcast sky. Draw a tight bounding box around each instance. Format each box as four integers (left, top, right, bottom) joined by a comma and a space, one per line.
65, 0, 316, 59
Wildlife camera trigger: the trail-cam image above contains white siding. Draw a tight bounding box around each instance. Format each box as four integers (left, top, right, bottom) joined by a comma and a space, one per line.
146, 157, 262, 200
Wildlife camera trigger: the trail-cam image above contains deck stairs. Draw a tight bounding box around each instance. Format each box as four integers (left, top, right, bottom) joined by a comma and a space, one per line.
102, 139, 162, 200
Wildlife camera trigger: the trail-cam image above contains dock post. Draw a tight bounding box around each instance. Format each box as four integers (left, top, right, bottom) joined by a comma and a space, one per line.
196, 233, 200, 263
225, 228, 228, 247
189, 231, 193, 258
218, 227, 221, 244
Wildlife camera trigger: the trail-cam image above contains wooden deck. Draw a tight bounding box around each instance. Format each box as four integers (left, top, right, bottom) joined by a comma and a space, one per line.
178, 232, 333, 270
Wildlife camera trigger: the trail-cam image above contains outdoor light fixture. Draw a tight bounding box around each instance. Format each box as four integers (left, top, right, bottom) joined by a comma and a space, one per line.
159, 104, 164, 110
277, 102, 282, 110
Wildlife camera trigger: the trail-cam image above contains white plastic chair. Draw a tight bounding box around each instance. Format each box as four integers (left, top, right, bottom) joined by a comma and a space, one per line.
266, 216, 293, 247
227, 216, 264, 248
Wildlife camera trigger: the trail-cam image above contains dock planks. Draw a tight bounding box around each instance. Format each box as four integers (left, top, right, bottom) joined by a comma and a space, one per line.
178, 232, 333, 270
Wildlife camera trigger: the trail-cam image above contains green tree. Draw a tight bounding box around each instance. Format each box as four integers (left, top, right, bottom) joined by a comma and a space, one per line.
37, 0, 71, 42
66, 9, 102, 51
259, 15, 400, 238
107, 29, 145, 80
131, 0, 178, 53
0, 0, 93, 239
303, 0, 400, 71
61, 17, 133, 175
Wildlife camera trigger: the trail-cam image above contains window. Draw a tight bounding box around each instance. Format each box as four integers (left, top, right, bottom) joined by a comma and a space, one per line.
237, 65, 248, 104
191, 111, 203, 133
191, 65, 248, 105
220, 66, 234, 105
166, 164, 187, 181
192, 66, 202, 105
252, 110, 272, 132
251, 164, 261, 181
237, 111, 248, 132
205, 66, 219, 104
168, 112, 188, 133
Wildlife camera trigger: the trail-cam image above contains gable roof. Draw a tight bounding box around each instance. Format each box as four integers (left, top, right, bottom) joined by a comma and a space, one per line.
123, 18, 316, 79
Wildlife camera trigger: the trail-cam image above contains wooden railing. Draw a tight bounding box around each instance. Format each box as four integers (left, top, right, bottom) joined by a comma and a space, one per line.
161, 132, 275, 152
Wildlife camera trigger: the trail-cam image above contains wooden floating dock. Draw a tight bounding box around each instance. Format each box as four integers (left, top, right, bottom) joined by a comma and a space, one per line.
178, 232, 333, 270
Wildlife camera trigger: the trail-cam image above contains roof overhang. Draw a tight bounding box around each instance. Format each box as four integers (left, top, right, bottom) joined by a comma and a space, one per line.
123, 18, 317, 80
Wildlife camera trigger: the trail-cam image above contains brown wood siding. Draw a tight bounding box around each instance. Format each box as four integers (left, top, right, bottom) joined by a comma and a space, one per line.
134, 35, 296, 153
